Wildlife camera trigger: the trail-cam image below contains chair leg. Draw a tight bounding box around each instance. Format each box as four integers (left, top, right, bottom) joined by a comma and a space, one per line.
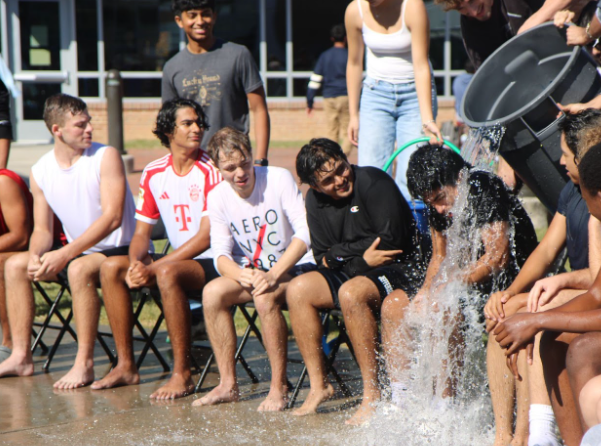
42, 309, 74, 372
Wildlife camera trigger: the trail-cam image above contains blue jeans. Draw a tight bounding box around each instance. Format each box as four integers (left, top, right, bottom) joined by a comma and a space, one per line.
357, 76, 438, 202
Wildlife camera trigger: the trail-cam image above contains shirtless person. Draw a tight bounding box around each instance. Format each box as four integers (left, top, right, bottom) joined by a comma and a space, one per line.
92, 98, 222, 399
0, 93, 135, 389
194, 127, 315, 411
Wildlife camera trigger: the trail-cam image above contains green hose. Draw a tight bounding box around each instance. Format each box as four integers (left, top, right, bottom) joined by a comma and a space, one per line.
382, 137, 461, 172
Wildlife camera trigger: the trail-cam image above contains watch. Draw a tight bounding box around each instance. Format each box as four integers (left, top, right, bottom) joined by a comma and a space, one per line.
254, 158, 269, 166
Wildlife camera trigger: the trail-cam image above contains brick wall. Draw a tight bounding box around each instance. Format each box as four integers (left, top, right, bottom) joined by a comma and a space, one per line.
87, 99, 456, 145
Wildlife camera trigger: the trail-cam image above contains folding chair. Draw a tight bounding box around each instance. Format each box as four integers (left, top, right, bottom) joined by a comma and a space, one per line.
32, 278, 115, 371
287, 309, 355, 408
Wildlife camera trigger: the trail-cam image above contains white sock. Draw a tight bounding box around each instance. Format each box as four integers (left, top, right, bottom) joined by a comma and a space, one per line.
528, 404, 561, 446
390, 381, 408, 407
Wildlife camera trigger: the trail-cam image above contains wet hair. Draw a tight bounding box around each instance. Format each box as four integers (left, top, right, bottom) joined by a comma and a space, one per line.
434, 0, 462, 12
43, 94, 88, 132
152, 98, 207, 148
172, 0, 215, 15
407, 144, 469, 200
577, 111, 601, 160
557, 108, 601, 157
579, 142, 601, 194
330, 24, 346, 42
296, 138, 348, 187
207, 127, 252, 165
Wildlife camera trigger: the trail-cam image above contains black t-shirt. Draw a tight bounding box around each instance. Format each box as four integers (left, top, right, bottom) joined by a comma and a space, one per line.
461, 0, 545, 70
557, 181, 590, 271
305, 166, 417, 277
429, 170, 538, 290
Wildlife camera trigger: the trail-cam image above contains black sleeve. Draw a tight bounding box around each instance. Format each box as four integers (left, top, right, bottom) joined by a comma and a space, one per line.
305, 191, 331, 267
325, 168, 414, 276
468, 172, 511, 228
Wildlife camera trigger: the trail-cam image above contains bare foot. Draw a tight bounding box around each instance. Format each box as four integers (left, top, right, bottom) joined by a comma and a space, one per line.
53, 362, 94, 390
0, 352, 34, 378
193, 383, 239, 406
345, 400, 376, 426
292, 383, 335, 416
91, 364, 140, 390
257, 386, 288, 412
149, 373, 195, 400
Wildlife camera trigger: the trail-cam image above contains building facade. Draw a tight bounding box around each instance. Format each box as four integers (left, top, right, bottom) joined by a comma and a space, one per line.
1, 0, 467, 142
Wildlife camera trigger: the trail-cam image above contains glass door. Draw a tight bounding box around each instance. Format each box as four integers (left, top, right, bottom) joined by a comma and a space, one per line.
8, 0, 76, 142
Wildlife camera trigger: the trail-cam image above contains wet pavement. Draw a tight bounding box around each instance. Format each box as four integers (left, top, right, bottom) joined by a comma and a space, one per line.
0, 325, 364, 445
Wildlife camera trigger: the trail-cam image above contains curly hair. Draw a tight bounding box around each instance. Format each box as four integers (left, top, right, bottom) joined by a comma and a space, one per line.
558, 108, 601, 158
296, 138, 348, 187
172, 0, 215, 15
407, 144, 469, 200
152, 98, 207, 148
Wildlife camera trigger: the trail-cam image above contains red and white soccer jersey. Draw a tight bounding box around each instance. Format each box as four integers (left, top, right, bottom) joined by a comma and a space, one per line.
135, 150, 221, 259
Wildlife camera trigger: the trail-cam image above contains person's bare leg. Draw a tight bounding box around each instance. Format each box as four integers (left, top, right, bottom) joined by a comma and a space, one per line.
579, 375, 601, 429
0, 252, 35, 377
528, 290, 582, 446
339, 277, 383, 425
54, 254, 106, 390
194, 277, 252, 407
150, 260, 207, 400
540, 331, 583, 446
566, 332, 601, 431
487, 293, 528, 446
0, 252, 19, 349
92, 256, 140, 390
286, 272, 335, 416
381, 290, 411, 406
488, 334, 517, 446
514, 352, 530, 446
253, 279, 291, 412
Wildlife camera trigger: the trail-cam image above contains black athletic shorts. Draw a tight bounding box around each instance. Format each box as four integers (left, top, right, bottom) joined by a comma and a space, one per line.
56, 245, 130, 282
316, 259, 426, 310
151, 254, 221, 284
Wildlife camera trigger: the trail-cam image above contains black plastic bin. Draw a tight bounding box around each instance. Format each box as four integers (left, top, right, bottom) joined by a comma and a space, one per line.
461, 23, 601, 212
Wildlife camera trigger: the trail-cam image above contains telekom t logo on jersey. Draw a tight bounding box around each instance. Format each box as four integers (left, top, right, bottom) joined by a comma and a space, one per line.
174, 204, 192, 231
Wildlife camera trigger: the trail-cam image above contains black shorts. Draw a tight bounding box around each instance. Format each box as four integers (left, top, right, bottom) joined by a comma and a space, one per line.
56, 245, 130, 282
151, 254, 221, 284
287, 262, 318, 278
316, 260, 426, 310
364, 260, 426, 301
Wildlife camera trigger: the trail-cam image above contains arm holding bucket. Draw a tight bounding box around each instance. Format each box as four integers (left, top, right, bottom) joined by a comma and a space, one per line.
517, 0, 582, 34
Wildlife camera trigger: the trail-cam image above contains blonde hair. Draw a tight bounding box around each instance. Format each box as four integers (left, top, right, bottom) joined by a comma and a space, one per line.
207, 127, 252, 165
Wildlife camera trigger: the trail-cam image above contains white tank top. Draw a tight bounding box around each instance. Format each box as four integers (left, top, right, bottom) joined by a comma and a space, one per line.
359, 0, 414, 84
32, 143, 135, 254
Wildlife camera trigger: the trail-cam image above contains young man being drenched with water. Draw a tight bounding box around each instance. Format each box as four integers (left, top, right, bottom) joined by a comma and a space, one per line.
92, 98, 222, 399
381, 144, 537, 441
0, 93, 136, 387
287, 138, 423, 425
194, 127, 315, 411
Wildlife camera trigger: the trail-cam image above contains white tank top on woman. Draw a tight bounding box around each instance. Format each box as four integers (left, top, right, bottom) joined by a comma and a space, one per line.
359, 0, 414, 84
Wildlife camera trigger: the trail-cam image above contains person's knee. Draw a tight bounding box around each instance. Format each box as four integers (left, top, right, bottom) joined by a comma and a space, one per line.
285, 275, 311, 309
202, 279, 228, 312
5, 252, 28, 280
67, 256, 101, 286
567, 333, 599, 376
253, 292, 280, 315
99, 256, 127, 284
381, 290, 409, 323
339, 277, 377, 310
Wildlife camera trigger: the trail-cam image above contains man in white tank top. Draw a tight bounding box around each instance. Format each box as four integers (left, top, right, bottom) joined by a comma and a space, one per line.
0, 94, 136, 389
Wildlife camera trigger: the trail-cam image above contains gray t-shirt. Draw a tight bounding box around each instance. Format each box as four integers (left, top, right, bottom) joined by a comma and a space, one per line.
162, 39, 263, 148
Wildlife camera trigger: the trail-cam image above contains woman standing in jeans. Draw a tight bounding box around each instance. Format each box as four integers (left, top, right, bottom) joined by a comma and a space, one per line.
345, 0, 441, 203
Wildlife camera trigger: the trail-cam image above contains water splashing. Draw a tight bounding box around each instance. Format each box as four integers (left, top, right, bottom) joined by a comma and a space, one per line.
461, 125, 506, 173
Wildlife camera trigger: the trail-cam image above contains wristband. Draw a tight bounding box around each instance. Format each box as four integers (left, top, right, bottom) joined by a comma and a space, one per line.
586, 21, 594, 40
254, 158, 268, 167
